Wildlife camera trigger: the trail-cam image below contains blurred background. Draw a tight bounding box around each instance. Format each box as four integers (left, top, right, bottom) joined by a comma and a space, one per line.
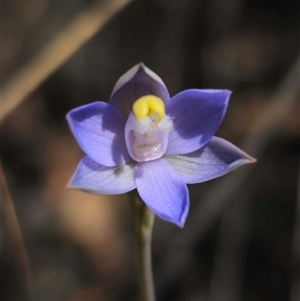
1, 0, 299, 300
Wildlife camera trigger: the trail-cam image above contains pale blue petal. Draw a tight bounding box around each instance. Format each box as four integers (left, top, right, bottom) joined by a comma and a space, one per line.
66, 102, 131, 167
135, 158, 189, 227
69, 156, 136, 194
166, 89, 231, 155
165, 137, 256, 184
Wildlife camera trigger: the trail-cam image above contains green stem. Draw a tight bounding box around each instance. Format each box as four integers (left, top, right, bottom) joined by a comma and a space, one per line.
130, 190, 156, 301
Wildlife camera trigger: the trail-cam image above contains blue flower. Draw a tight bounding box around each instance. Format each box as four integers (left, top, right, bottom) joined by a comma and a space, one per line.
66, 64, 255, 227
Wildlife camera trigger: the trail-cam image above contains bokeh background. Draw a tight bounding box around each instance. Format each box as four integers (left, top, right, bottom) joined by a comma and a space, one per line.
1, 0, 299, 300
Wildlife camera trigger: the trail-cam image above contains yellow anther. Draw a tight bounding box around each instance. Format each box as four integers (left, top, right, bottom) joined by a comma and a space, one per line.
132, 95, 165, 124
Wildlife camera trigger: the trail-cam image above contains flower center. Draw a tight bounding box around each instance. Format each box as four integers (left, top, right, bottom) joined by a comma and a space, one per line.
132, 95, 165, 124
124, 95, 172, 162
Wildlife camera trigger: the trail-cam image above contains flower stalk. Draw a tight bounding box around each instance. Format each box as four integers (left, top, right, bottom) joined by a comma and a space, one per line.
130, 190, 156, 301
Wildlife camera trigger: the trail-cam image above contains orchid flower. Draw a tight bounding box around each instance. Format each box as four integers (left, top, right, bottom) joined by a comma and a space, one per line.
66, 64, 255, 227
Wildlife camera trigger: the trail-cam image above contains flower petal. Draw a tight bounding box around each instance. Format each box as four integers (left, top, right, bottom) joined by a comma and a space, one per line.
135, 158, 189, 227
66, 101, 131, 166
109, 63, 170, 118
69, 156, 136, 194
165, 137, 256, 184
166, 89, 231, 155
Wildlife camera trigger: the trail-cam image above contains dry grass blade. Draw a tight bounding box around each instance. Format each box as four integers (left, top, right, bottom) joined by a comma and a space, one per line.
1, 164, 33, 300
159, 54, 300, 284
291, 169, 300, 301
0, 0, 132, 121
